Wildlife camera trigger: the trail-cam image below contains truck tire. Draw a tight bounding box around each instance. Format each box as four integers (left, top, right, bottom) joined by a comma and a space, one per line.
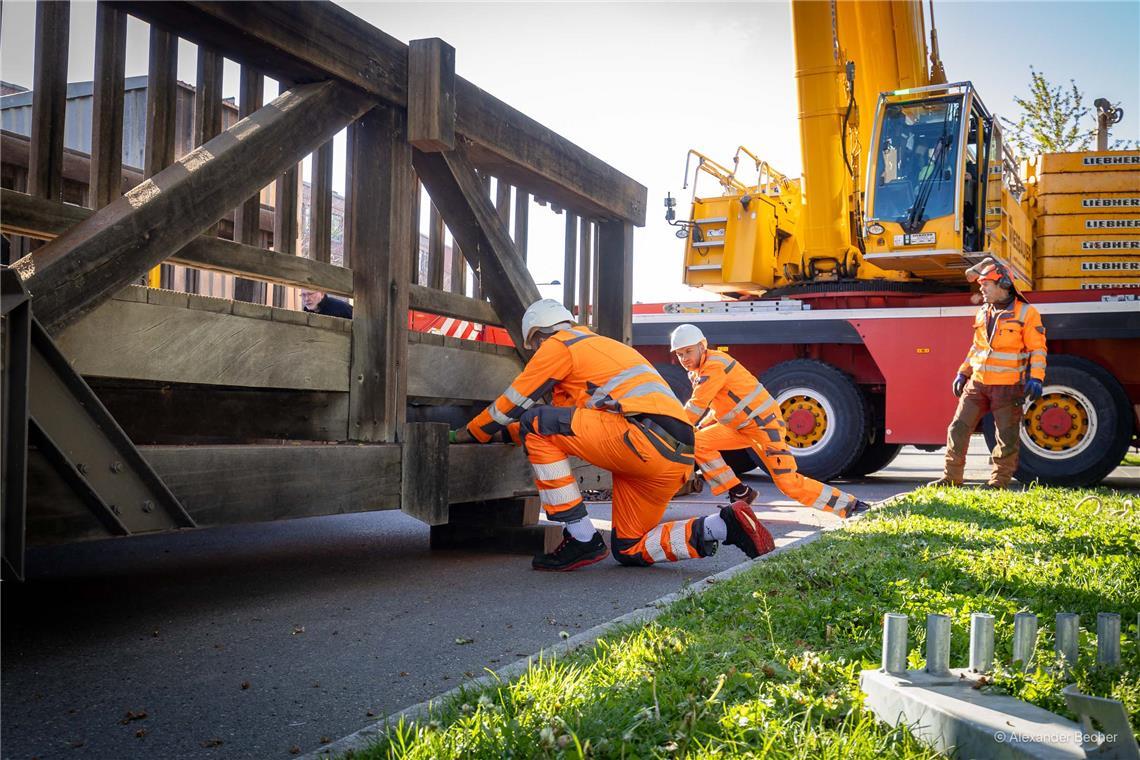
760, 359, 868, 482
981, 355, 1132, 487
842, 435, 903, 478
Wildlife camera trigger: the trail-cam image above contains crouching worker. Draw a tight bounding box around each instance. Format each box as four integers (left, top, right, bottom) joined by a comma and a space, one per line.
670, 324, 870, 518
450, 299, 776, 571
930, 257, 1046, 489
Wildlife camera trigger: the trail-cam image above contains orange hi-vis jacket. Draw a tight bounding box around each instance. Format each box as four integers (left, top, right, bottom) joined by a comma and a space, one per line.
959, 299, 1047, 386
683, 349, 779, 431
466, 325, 688, 443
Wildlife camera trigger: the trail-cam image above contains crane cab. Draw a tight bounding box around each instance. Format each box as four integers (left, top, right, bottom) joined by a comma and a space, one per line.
862, 82, 1032, 288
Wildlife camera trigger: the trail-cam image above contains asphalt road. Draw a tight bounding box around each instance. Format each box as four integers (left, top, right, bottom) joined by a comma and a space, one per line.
3, 440, 1136, 759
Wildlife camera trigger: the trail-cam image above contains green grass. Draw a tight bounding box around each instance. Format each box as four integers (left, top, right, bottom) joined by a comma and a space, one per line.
1122, 450, 1140, 467
355, 487, 1140, 759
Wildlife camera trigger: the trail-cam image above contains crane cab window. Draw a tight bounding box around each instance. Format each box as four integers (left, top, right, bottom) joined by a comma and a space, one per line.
872, 97, 963, 225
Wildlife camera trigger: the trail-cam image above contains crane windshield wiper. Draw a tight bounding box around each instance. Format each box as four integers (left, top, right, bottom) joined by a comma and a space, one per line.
903, 135, 949, 233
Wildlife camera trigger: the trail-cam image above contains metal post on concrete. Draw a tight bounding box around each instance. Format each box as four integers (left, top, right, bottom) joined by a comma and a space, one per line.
1012, 612, 1038, 669
969, 613, 995, 673
1056, 612, 1080, 669
1097, 613, 1121, 667
882, 613, 908, 674
925, 614, 951, 675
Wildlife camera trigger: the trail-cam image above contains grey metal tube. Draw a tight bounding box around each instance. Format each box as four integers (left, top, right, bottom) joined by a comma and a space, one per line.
969, 612, 995, 673
925, 614, 952, 675
1012, 612, 1037, 668
1097, 613, 1121, 666
1055, 612, 1080, 668
882, 613, 909, 674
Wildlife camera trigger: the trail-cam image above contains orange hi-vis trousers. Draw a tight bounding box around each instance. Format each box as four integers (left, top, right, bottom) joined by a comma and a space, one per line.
694, 420, 858, 518
522, 407, 707, 566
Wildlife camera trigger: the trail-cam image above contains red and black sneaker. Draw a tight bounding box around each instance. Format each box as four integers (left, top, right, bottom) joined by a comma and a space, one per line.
532, 530, 608, 572
720, 501, 776, 558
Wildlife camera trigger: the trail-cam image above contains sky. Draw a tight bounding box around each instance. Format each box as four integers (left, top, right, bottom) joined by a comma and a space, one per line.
2, 0, 1138, 303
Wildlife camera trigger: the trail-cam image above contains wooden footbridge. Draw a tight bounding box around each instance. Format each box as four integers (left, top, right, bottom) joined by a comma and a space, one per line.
0, 1, 645, 579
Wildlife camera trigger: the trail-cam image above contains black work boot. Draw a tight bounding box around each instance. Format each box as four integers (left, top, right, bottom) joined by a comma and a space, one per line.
728, 483, 759, 506
532, 530, 608, 572
720, 501, 776, 559
845, 499, 872, 517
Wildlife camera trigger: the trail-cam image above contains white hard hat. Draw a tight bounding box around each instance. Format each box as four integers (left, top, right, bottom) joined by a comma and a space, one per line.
521, 298, 575, 349
670, 323, 706, 352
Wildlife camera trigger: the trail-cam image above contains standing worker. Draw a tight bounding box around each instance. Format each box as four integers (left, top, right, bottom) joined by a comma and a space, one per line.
931, 257, 1046, 488
450, 299, 776, 571
669, 325, 870, 518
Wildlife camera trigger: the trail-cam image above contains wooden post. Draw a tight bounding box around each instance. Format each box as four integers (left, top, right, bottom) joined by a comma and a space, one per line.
407, 38, 456, 152
563, 213, 577, 311
29, 0, 70, 201
596, 220, 634, 344
401, 423, 449, 525
311, 140, 334, 265
450, 235, 467, 295
144, 28, 178, 179
89, 4, 127, 209
15, 81, 374, 332
274, 80, 302, 261
578, 217, 592, 327
495, 178, 511, 232
347, 106, 415, 442
410, 178, 422, 284
189, 47, 224, 294
428, 202, 445, 290
513, 190, 529, 263
233, 67, 265, 303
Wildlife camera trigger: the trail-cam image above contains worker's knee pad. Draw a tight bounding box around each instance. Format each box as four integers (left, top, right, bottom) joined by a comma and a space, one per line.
610, 535, 652, 567
519, 405, 575, 437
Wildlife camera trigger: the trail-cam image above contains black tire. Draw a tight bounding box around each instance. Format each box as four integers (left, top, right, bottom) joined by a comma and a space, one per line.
981, 355, 1132, 487
760, 359, 869, 482
842, 436, 903, 478
655, 362, 692, 406
724, 447, 763, 477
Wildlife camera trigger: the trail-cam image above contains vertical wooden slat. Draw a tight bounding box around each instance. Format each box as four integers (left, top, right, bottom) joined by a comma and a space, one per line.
188, 47, 224, 295
597, 220, 634, 344
144, 28, 178, 179
89, 4, 127, 209
449, 234, 467, 295
410, 178, 422, 284
347, 106, 414, 442
274, 80, 302, 262
578, 217, 592, 327
591, 222, 600, 324
28, 0, 70, 201
495, 178, 511, 232
233, 67, 265, 303
563, 213, 577, 311
513, 190, 529, 263
471, 172, 492, 300
428, 202, 445, 290
311, 140, 334, 265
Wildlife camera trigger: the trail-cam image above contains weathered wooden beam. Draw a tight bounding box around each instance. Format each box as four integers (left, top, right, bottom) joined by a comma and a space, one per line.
412, 145, 540, 354
274, 165, 302, 255
4, 130, 144, 199
193, 48, 224, 147
28, 0, 70, 201
495, 177, 511, 232
144, 27, 179, 178
401, 422, 449, 525
597, 220, 634, 344
406, 330, 522, 403
347, 107, 415, 442
310, 140, 334, 265
427, 202, 445, 290
514, 189, 529, 263
110, 0, 647, 225
449, 236, 467, 295
408, 283, 501, 325
89, 4, 128, 209
0, 189, 353, 295
563, 213, 577, 311
410, 178, 422, 283
578, 217, 593, 327
12, 81, 373, 331
233, 66, 266, 303
407, 38, 455, 152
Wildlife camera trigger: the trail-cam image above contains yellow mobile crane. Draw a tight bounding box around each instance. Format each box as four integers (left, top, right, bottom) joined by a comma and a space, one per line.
640, 0, 1139, 487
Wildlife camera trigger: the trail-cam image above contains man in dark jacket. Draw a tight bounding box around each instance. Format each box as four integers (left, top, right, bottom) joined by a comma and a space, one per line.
301, 289, 353, 319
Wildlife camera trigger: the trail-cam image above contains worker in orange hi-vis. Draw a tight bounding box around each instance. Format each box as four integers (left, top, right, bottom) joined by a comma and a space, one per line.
930, 257, 1047, 489
450, 299, 776, 571
669, 324, 871, 519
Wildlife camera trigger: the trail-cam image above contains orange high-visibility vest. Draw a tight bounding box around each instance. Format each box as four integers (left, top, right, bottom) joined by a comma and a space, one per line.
959, 300, 1047, 385
684, 349, 779, 431
467, 325, 687, 443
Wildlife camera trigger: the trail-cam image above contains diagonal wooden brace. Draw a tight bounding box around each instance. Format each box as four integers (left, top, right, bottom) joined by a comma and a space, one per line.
412, 144, 541, 356
11, 80, 373, 332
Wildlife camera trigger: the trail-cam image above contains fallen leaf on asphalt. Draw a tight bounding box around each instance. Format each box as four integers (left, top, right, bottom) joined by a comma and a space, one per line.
119, 710, 148, 724
454, 637, 474, 645
151, 630, 160, 638
201, 738, 224, 748
972, 676, 991, 689
240, 682, 250, 690
135, 729, 147, 739
320, 736, 332, 744
289, 746, 301, 755
292, 626, 305, 636
311, 682, 320, 688
366, 710, 376, 717
399, 672, 409, 677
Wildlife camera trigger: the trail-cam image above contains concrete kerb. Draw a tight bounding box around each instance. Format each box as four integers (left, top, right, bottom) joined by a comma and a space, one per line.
304, 495, 905, 759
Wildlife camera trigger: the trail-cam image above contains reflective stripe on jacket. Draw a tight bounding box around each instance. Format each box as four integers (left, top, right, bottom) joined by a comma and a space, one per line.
683, 349, 778, 430
466, 325, 687, 443
959, 299, 1047, 385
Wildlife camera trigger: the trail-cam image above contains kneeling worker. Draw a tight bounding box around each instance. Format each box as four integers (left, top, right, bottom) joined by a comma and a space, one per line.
670, 324, 870, 518
931, 257, 1046, 488
450, 299, 776, 571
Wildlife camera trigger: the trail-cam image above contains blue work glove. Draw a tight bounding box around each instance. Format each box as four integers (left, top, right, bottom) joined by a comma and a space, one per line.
952, 373, 969, 398
1024, 378, 1043, 401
